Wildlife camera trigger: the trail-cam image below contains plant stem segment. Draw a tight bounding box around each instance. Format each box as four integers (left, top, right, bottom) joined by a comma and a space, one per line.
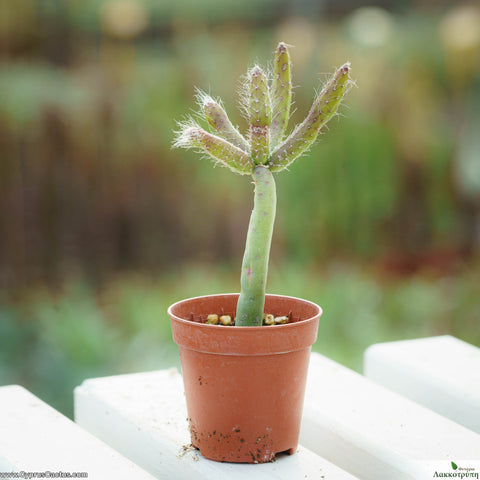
269, 63, 351, 172
270, 42, 292, 148
248, 66, 271, 165
203, 96, 249, 152
236, 165, 276, 326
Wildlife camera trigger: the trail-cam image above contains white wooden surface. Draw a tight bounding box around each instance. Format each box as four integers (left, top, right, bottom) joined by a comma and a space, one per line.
0, 385, 156, 480
74, 368, 359, 480
4, 336, 479, 479
364, 335, 480, 434
300, 352, 480, 480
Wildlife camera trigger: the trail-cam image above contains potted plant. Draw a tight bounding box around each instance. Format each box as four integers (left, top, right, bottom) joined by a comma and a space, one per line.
169, 42, 352, 463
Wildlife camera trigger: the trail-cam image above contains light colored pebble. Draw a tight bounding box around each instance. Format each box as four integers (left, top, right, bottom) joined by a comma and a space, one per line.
263, 314, 275, 325
206, 314, 219, 325
219, 315, 232, 325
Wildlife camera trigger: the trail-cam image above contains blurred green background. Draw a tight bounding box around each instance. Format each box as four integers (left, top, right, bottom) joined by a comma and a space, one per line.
1, 0, 479, 417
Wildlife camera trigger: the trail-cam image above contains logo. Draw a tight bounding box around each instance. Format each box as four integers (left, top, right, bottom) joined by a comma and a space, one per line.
432, 461, 479, 478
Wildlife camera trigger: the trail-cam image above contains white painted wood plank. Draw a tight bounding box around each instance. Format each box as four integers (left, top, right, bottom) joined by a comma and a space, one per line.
300, 352, 480, 480
0, 385, 156, 480
74, 368, 359, 480
364, 335, 480, 433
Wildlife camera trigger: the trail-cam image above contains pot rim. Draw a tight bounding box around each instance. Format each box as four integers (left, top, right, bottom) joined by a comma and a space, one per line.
168, 292, 322, 330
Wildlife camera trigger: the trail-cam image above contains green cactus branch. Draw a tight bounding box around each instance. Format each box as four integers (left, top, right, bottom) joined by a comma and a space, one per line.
202, 93, 249, 152
173, 124, 253, 175
173, 42, 352, 326
269, 63, 351, 172
270, 42, 292, 148
248, 66, 271, 165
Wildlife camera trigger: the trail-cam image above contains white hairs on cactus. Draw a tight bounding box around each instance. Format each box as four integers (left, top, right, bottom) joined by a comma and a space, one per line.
173, 120, 253, 175
197, 90, 250, 153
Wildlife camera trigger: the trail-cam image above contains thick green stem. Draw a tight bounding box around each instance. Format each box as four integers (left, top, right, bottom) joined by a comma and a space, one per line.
236, 165, 276, 326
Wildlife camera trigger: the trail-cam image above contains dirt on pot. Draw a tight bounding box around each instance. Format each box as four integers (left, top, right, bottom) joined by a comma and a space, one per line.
188, 419, 283, 463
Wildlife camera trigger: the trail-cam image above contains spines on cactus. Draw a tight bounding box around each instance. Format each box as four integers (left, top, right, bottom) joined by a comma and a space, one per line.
173, 42, 352, 326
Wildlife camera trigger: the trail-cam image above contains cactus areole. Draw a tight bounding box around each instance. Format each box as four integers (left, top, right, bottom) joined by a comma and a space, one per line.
174, 43, 352, 326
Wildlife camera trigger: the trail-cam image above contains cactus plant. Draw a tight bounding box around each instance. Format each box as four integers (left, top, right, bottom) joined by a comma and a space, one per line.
174, 42, 352, 326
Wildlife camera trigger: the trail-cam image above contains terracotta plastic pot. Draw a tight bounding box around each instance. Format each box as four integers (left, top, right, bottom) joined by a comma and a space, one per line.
169, 293, 321, 463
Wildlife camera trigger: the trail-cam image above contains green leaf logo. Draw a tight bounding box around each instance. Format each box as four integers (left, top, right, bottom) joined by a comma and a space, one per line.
451, 461, 458, 470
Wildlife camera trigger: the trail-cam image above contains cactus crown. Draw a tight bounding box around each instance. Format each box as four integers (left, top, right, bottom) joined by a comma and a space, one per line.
173, 42, 352, 175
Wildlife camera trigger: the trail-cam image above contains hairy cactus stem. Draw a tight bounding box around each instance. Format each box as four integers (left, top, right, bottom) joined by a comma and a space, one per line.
174, 125, 253, 175
269, 63, 351, 172
202, 95, 249, 152
270, 42, 292, 148
248, 66, 271, 165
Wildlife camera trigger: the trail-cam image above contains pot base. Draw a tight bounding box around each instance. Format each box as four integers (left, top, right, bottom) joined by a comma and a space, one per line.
189, 420, 297, 463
